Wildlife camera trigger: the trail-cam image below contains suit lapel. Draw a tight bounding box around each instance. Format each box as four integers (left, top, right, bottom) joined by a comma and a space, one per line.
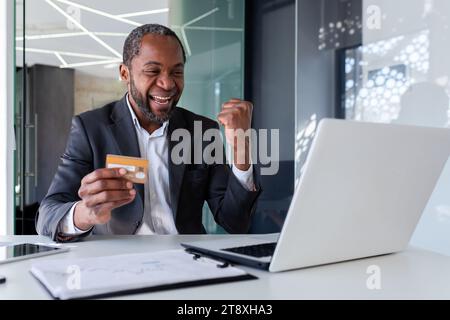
109, 96, 144, 205
167, 108, 187, 220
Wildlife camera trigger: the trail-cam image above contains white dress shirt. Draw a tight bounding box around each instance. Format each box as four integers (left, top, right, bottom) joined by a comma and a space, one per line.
58, 95, 254, 235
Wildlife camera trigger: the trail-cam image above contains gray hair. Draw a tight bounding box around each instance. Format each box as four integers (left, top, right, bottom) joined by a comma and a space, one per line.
122, 24, 186, 68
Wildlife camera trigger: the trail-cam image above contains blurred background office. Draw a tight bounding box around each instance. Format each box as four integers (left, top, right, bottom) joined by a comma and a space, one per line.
1, 0, 449, 256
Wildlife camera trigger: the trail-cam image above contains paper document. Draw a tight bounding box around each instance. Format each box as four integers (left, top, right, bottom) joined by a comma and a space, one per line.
30, 249, 253, 299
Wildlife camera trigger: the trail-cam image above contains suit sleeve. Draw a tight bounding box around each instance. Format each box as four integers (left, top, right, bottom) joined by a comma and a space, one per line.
35, 116, 94, 241
206, 124, 262, 234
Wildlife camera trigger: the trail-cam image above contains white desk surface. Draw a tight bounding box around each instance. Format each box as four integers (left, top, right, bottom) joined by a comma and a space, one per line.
1, 235, 450, 300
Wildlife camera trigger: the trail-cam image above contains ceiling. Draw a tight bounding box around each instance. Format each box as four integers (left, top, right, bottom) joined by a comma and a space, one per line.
16, 0, 170, 79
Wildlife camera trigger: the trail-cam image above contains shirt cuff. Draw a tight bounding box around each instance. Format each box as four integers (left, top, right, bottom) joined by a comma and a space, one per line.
232, 165, 256, 191
58, 201, 92, 235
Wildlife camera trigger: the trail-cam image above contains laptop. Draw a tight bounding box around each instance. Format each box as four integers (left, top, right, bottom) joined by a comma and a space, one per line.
182, 119, 450, 272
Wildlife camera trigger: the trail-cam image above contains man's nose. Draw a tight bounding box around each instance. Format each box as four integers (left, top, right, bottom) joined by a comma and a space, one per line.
156, 74, 176, 91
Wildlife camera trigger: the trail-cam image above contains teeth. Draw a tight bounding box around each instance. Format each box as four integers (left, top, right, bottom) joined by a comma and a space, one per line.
153, 96, 171, 100
152, 95, 171, 105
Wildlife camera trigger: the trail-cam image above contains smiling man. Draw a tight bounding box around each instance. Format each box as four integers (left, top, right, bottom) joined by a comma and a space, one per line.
36, 24, 261, 241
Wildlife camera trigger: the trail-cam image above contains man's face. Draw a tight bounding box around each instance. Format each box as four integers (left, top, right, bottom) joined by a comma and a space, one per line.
123, 34, 185, 124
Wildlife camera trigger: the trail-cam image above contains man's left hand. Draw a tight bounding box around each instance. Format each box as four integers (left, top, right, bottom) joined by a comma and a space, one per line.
217, 98, 253, 171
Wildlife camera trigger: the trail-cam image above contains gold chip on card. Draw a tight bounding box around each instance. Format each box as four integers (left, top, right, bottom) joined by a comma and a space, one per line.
106, 154, 148, 184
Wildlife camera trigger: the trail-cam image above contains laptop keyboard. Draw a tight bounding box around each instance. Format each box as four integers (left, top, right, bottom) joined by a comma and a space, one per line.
222, 242, 277, 258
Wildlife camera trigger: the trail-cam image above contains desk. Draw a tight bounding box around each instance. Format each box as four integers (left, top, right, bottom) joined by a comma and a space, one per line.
1, 235, 450, 299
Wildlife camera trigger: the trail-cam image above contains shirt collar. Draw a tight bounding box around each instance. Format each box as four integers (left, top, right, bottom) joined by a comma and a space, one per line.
125, 93, 169, 137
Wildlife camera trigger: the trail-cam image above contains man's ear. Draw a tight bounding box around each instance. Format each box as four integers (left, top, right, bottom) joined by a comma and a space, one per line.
119, 63, 130, 83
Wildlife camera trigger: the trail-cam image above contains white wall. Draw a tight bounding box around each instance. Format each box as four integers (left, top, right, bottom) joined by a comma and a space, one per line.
74, 71, 126, 115
0, 0, 15, 235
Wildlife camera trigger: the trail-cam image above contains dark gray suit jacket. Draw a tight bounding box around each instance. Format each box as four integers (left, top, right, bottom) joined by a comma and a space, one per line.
36, 95, 261, 241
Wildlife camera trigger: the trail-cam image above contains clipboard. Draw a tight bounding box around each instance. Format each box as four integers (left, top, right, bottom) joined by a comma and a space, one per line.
30, 249, 257, 299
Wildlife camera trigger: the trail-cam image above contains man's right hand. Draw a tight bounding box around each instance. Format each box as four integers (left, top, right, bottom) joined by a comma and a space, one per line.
74, 168, 136, 230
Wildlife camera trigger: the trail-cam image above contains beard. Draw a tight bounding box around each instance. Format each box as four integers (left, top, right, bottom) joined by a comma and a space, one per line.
129, 75, 175, 124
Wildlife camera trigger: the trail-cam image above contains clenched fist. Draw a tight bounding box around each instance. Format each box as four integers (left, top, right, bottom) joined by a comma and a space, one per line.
217, 98, 253, 171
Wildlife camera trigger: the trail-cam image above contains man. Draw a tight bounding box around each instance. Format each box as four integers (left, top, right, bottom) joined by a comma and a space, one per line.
36, 24, 261, 242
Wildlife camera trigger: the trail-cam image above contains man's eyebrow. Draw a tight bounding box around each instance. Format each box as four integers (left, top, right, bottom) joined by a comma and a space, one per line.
143, 61, 162, 66
143, 61, 184, 68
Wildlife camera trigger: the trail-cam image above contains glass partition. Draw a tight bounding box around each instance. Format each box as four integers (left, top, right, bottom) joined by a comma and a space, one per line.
339, 0, 450, 255
296, 0, 450, 256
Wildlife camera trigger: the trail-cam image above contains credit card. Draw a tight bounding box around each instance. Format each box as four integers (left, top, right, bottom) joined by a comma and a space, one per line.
106, 154, 148, 184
